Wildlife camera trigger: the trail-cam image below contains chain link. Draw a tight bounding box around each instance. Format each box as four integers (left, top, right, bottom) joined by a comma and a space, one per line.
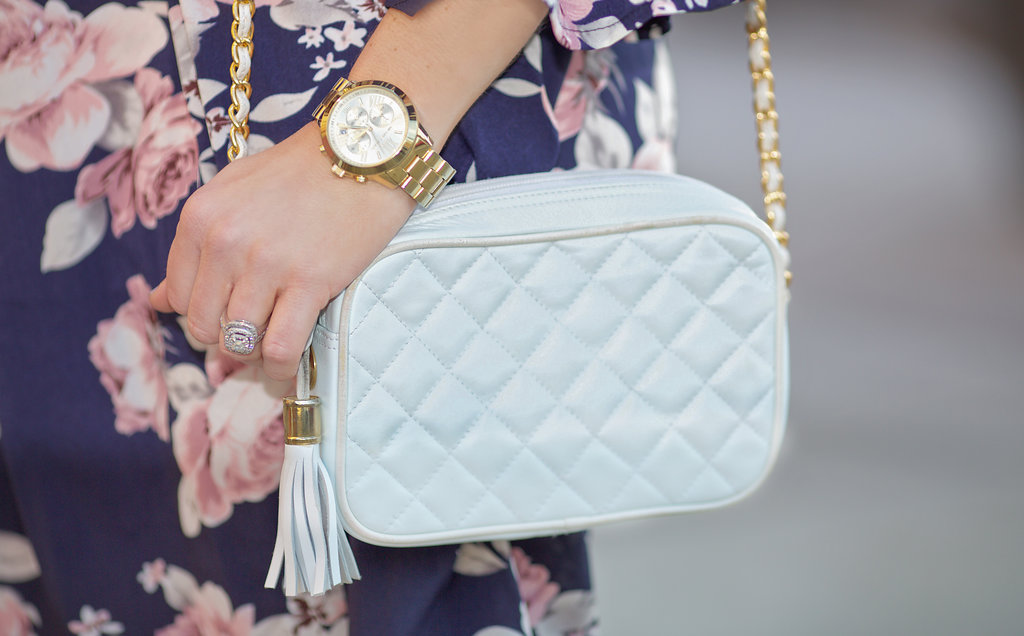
228, 0, 255, 162
746, 0, 791, 283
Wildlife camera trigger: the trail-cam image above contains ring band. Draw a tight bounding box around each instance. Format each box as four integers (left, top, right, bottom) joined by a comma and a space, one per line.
221, 318, 266, 356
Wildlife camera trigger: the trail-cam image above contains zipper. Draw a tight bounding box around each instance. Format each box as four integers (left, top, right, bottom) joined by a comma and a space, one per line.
408, 170, 679, 227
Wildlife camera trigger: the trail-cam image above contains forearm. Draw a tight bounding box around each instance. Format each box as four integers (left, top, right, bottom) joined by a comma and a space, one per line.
348, 0, 549, 147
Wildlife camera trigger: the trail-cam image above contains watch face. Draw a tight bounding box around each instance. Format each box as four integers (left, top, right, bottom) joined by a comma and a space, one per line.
324, 86, 410, 168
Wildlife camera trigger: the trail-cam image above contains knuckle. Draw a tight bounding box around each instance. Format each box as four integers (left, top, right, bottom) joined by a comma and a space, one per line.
179, 190, 210, 234
186, 316, 218, 344
204, 219, 244, 256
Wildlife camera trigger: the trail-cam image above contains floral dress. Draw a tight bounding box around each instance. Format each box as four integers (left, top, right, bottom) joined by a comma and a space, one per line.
0, 0, 739, 633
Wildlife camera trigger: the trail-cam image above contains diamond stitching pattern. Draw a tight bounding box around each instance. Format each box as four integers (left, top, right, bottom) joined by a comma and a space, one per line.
341, 222, 783, 536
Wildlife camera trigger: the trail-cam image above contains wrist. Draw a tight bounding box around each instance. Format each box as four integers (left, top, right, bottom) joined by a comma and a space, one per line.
347, 0, 548, 148
295, 121, 416, 221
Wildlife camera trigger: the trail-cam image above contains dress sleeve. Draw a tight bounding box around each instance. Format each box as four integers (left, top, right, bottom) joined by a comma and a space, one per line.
385, 0, 742, 50
545, 0, 742, 50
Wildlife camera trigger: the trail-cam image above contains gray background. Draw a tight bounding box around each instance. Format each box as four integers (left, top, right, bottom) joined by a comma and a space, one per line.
589, 2, 1024, 634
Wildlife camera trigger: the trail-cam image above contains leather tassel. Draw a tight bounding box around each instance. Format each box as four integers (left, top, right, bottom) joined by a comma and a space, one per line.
265, 352, 359, 595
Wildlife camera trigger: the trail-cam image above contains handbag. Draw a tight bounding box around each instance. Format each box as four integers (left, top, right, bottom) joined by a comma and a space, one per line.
222, 0, 791, 596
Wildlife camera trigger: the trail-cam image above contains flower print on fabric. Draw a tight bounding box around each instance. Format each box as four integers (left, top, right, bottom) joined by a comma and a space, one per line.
178, 0, 284, 26
75, 68, 201, 238
534, 590, 598, 636
143, 562, 256, 636
323, 20, 366, 52
0, 586, 40, 636
0, 534, 41, 634
345, 0, 384, 23
298, 26, 325, 48
251, 588, 350, 634
545, 0, 598, 50
542, 0, 740, 50
171, 359, 289, 537
88, 274, 171, 440
141, 560, 350, 635
543, 49, 614, 141
458, 543, 591, 636
631, 40, 676, 171
0, 0, 168, 172
0, 531, 41, 584
67, 605, 124, 636
510, 547, 560, 628
310, 53, 347, 82
452, 542, 511, 577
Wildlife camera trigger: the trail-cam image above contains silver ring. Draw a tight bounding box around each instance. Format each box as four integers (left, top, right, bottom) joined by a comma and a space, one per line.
220, 318, 266, 356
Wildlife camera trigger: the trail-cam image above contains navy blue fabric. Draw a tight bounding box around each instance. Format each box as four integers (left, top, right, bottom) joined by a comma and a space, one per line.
0, 0, 737, 633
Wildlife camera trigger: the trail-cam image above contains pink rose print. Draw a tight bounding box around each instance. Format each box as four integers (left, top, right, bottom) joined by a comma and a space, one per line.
547, 0, 597, 50
142, 561, 348, 634
172, 366, 288, 536
542, 50, 611, 141
155, 582, 255, 636
0, 0, 167, 172
75, 68, 201, 238
511, 547, 560, 627
88, 274, 170, 441
0, 586, 40, 636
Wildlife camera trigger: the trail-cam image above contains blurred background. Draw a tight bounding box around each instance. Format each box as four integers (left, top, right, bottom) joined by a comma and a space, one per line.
590, 1, 1024, 634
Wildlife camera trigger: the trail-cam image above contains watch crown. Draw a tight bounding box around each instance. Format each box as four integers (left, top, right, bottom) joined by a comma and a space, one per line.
331, 165, 346, 178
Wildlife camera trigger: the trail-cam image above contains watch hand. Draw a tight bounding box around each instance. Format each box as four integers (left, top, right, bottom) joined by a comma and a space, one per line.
346, 127, 370, 141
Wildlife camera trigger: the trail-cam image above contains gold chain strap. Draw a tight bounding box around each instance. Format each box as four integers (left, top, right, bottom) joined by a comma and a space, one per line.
225, 0, 789, 275
228, 0, 255, 162
746, 0, 791, 282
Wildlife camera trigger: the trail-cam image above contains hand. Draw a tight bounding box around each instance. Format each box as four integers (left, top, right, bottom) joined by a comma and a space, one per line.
151, 122, 416, 380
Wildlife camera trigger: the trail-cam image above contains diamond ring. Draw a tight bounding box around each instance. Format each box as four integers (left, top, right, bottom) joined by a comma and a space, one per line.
220, 318, 266, 356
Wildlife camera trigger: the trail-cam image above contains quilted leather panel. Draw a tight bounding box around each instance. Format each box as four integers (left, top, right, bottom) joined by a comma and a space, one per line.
335, 219, 785, 542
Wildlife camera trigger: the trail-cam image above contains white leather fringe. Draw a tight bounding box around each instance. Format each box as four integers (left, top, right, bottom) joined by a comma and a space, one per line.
265, 351, 359, 596
264, 444, 359, 595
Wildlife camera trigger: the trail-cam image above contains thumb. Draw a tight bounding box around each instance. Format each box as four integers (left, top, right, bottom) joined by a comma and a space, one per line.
150, 279, 173, 313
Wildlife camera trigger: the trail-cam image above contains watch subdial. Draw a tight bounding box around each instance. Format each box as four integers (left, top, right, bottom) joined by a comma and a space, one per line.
345, 106, 369, 128
369, 103, 395, 128
344, 129, 371, 155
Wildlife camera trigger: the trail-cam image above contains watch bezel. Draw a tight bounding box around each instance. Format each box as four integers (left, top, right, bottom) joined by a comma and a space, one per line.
317, 79, 420, 178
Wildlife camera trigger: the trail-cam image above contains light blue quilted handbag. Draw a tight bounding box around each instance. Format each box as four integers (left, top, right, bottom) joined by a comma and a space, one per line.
266, 0, 790, 597
317, 168, 790, 544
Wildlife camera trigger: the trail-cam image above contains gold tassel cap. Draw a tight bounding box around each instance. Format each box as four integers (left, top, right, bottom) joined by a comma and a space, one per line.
283, 396, 322, 446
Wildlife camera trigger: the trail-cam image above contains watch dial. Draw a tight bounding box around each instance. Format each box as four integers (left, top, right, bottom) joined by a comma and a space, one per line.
325, 87, 409, 168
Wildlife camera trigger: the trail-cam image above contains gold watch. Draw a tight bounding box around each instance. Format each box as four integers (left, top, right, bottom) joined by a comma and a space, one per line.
313, 78, 455, 208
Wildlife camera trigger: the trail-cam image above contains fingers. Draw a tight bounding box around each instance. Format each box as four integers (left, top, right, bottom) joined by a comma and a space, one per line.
186, 250, 234, 345
150, 280, 172, 313
160, 195, 207, 316
260, 288, 326, 381
220, 277, 277, 361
